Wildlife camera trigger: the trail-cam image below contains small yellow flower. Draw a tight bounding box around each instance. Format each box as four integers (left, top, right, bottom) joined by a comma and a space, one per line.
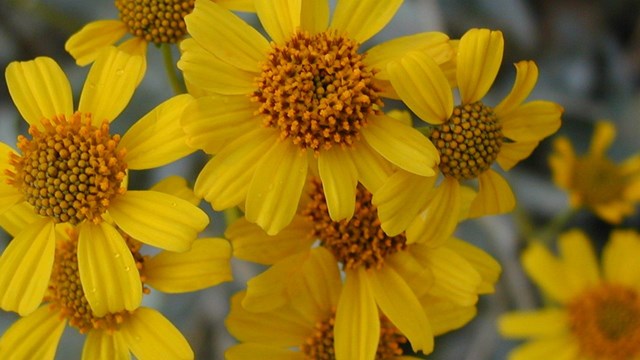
549, 120, 640, 224
0, 48, 208, 317
179, 0, 456, 235
500, 229, 640, 359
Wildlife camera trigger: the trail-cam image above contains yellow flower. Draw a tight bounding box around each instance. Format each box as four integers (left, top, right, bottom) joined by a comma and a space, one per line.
65, 0, 255, 66
178, 0, 456, 235
382, 28, 563, 225
226, 178, 500, 356
549, 120, 640, 224
225, 247, 478, 359
499, 229, 640, 359
0, 48, 208, 317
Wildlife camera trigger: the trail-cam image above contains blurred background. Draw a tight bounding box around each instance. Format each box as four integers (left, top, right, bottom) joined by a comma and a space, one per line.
1, 0, 639, 358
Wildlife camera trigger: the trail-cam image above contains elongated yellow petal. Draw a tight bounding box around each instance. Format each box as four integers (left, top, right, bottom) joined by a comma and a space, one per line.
385, 251, 434, 299
508, 337, 579, 360
0, 306, 66, 359
330, 0, 402, 43
407, 177, 460, 246
468, 170, 515, 218
65, 20, 129, 66
145, 238, 232, 293
388, 51, 453, 124
300, 0, 329, 34
185, 0, 269, 72
558, 229, 600, 290
109, 190, 208, 252
548, 137, 575, 190
150, 176, 200, 206
6, 57, 73, 127
494, 61, 539, 117
245, 140, 308, 235
120, 94, 195, 169
0, 218, 55, 315
349, 141, 393, 192
445, 238, 501, 294
603, 230, 640, 285
421, 296, 476, 336
318, 146, 358, 221
77, 222, 142, 316
217, 0, 256, 12
226, 344, 305, 360
497, 140, 539, 171
78, 47, 144, 125
121, 308, 193, 360
0, 202, 36, 237
0, 183, 23, 218
457, 28, 504, 104
362, 115, 438, 177
589, 120, 616, 156
521, 242, 575, 303
499, 309, 569, 339
82, 330, 129, 360
255, 0, 300, 43
500, 101, 563, 143
334, 268, 379, 360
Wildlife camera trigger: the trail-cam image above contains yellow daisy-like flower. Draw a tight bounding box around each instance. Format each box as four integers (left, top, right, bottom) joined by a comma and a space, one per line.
0, 48, 208, 317
225, 247, 477, 360
179, 0, 456, 235
549, 120, 640, 224
65, 0, 255, 66
226, 178, 500, 356
381, 28, 562, 226
500, 229, 640, 359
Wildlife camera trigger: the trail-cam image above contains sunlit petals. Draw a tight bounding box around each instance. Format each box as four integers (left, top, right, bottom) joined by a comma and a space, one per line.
548, 137, 575, 189
468, 170, 516, 218
330, 0, 402, 43
421, 297, 476, 336
500, 101, 563, 143
217, 0, 256, 12
82, 330, 128, 360
318, 146, 358, 221
0, 202, 35, 237
457, 28, 504, 104
406, 177, 460, 246
65, 20, 129, 66
0, 306, 65, 359
6, 57, 73, 127
385, 251, 434, 299
300, 0, 329, 34
494, 61, 539, 117
255, 0, 300, 44
348, 141, 393, 192
0, 184, 22, 217
444, 238, 501, 294
497, 140, 540, 171
291, 248, 342, 321
521, 242, 575, 304
589, 121, 616, 156
558, 230, 600, 290
499, 309, 569, 339
602, 230, 640, 286
508, 337, 579, 360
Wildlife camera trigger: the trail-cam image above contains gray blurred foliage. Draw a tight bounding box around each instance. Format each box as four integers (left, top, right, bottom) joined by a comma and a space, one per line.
1, 0, 639, 359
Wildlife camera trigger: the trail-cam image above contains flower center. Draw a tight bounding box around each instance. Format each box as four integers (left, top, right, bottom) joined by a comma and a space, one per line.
301, 310, 407, 359
6, 113, 127, 225
567, 283, 640, 359
431, 101, 503, 180
572, 156, 625, 207
115, 0, 194, 45
302, 179, 406, 270
45, 229, 148, 333
252, 31, 382, 153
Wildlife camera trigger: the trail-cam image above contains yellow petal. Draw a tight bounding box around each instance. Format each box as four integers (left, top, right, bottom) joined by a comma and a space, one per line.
109, 190, 208, 252
115, 38, 148, 86
65, 20, 129, 66
445, 237, 501, 294
194, 129, 274, 209
385, 251, 434, 299
407, 177, 460, 246
468, 170, 516, 218
329, 0, 403, 43
589, 120, 616, 156
217, 0, 256, 12
185, 0, 269, 72
0, 218, 55, 315
388, 51, 453, 124
548, 137, 575, 190
603, 229, 640, 285
348, 141, 393, 192
497, 140, 540, 171
82, 331, 129, 360
368, 267, 434, 353
362, 115, 438, 177
121, 308, 193, 360
0, 183, 23, 218
145, 238, 232, 293
334, 268, 380, 360
0, 306, 66, 359
255, 0, 300, 43
300, 0, 329, 34
77, 222, 142, 316
500, 101, 563, 142
150, 176, 200, 206
226, 216, 314, 265
558, 229, 600, 290
226, 344, 304, 360
290, 247, 342, 318
78, 46, 144, 124
494, 61, 539, 117
521, 242, 574, 303
0, 202, 36, 237
318, 146, 358, 221
119, 94, 195, 169
178, 38, 257, 95
245, 140, 308, 235
421, 297, 476, 336
6, 57, 73, 127
508, 337, 579, 360
457, 28, 504, 104
498, 309, 569, 338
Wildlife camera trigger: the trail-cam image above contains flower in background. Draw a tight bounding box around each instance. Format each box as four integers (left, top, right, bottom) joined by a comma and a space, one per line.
0, 48, 208, 317
549, 120, 640, 224
179, 0, 456, 235
500, 229, 640, 359
225, 248, 478, 359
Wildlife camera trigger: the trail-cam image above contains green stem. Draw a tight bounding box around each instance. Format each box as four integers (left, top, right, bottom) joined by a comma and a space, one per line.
162, 44, 186, 94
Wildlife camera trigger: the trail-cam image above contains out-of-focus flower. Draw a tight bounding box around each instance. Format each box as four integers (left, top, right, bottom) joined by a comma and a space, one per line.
549, 121, 640, 224
0, 48, 208, 317
500, 229, 640, 359
179, 0, 456, 235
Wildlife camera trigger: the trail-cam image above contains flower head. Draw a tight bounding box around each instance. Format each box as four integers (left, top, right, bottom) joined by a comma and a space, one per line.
549, 120, 640, 224
500, 229, 640, 359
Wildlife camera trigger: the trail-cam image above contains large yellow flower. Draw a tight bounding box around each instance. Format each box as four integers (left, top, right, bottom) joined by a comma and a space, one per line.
549, 120, 640, 224
226, 178, 500, 356
0, 48, 208, 317
377, 28, 562, 235
178, 0, 456, 235
225, 247, 477, 360
500, 229, 640, 359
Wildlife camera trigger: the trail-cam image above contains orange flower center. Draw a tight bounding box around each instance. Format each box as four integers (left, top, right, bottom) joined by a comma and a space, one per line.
253, 31, 382, 153
6, 113, 127, 225
567, 283, 640, 359
115, 0, 194, 45
431, 101, 503, 179
302, 179, 406, 270
572, 155, 625, 207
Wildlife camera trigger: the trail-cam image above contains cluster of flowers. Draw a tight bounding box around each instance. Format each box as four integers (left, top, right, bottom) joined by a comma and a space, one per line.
1, 0, 637, 359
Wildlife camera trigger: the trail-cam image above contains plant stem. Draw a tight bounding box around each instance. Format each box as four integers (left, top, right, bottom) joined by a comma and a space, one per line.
162, 44, 186, 94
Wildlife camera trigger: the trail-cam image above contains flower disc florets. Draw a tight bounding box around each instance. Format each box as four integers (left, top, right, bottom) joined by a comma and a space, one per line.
115, 0, 195, 44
